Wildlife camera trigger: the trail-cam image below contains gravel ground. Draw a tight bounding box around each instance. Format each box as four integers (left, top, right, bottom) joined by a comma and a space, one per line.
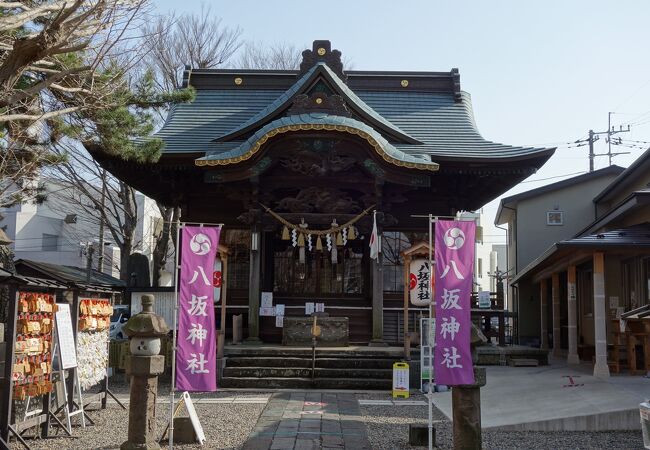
8, 388, 646, 449
358, 392, 646, 450
8, 402, 264, 450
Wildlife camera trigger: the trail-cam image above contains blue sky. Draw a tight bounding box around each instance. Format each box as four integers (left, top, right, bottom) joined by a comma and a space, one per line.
154, 0, 650, 242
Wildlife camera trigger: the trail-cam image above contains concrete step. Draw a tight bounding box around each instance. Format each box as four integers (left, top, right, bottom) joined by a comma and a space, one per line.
225, 347, 405, 359
227, 357, 312, 368
223, 366, 393, 379
509, 358, 539, 367
219, 376, 392, 390
226, 357, 396, 369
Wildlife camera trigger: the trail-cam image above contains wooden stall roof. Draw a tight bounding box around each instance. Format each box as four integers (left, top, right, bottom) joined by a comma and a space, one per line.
14, 259, 125, 293
0, 267, 69, 290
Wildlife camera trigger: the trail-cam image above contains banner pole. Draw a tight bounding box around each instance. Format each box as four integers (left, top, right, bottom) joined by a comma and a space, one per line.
428, 214, 434, 450
169, 219, 182, 450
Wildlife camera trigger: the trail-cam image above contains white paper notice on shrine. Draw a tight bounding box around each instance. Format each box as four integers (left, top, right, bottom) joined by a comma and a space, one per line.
275, 304, 285, 316
275, 315, 284, 327
261, 292, 273, 308
259, 307, 275, 317
305, 302, 315, 315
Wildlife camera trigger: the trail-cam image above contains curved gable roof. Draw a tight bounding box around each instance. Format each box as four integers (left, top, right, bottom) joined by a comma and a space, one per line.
197, 113, 438, 171
213, 62, 422, 145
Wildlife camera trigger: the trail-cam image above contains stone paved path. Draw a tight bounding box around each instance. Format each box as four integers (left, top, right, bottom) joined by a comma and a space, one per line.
242, 392, 372, 450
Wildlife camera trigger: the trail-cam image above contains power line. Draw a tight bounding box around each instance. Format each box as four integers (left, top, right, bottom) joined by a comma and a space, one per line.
613, 76, 650, 111
520, 171, 587, 184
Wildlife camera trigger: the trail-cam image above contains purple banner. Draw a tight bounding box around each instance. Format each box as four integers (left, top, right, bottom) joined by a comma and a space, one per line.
434, 220, 475, 386
176, 226, 221, 392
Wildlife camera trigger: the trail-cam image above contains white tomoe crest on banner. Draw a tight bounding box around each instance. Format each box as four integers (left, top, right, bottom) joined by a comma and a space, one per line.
409, 258, 432, 306
190, 233, 212, 255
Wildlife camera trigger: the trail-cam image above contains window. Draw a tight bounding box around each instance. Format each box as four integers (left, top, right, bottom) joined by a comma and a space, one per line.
546, 211, 564, 226
382, 231, 428, 293
42, 234, 58, 251
478, 258, 483, 278
622, 257, 649, 309
222, 230, 250, 290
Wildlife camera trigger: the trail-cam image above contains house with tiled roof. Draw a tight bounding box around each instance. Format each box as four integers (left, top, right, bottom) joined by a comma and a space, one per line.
501, 148, 650, 377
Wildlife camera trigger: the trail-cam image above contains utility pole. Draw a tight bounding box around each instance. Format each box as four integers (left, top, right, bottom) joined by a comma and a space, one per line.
608, 112, 613, 166
588, 129, 595, 172
85, 243, 95, 284
580, 114, 630, 172
97, 168, 107, 273
606, 111, 630, 166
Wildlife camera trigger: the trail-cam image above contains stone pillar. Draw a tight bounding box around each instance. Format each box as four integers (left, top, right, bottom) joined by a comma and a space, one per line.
540, 280, 548, 350
121, 356, 165, 450
567, 265, 580, 364
452, 367, 486, 450
246, 223, 262, 343
552, 273, 561, 357
592, 252, 610, 377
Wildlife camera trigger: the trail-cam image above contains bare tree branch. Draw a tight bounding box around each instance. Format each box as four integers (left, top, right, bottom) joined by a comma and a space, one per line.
235, 41, 303, 70
141, 5, 242, 90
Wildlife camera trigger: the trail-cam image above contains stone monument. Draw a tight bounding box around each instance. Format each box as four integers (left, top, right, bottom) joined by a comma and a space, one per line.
120, 294, 169, 450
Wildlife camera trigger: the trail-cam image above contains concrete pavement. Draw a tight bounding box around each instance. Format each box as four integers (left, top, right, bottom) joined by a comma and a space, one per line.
432, 360, 650, 431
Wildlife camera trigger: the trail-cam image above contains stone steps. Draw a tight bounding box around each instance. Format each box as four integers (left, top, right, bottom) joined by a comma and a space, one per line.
222, 347, 401, 389
223, 366, 393, 379
226, 356, 396, 369
219, 376, 392, 390
225, 347, 406, 359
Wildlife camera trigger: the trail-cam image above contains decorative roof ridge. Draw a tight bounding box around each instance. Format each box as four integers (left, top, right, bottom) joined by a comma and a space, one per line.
213, 61, 422, 145
298, 40, 345, 81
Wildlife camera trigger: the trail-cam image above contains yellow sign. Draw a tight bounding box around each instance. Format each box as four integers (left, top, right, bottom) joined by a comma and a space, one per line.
392, 362, 410, 399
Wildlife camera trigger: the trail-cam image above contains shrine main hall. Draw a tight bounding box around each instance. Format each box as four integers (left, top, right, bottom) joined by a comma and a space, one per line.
97, 40, 554, 345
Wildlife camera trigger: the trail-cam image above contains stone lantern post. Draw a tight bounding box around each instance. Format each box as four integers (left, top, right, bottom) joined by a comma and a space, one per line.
121, 294, 169, 450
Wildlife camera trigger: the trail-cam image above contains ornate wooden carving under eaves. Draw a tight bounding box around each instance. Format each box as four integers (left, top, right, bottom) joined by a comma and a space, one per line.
298, 40, 346, 82
278, 140, 355, 176
287, 93, 351, 117
276, 187, 362, 214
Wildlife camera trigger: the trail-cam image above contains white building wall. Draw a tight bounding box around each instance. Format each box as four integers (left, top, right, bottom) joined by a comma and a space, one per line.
0, 180, 162, 279
458, 210, 496, 293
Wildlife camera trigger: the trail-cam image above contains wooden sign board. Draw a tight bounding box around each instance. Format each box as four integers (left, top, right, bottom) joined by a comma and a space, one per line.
182, 391, 205, 445
55, 303, 78, 369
